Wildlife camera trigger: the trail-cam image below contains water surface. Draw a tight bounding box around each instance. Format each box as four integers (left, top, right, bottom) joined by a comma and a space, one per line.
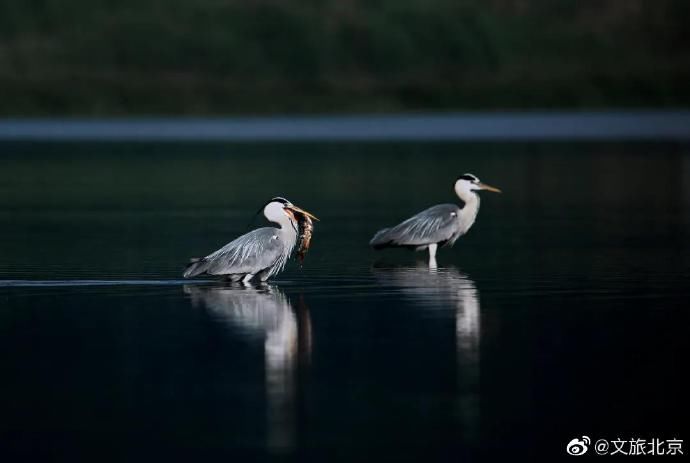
1, 142, 688, 461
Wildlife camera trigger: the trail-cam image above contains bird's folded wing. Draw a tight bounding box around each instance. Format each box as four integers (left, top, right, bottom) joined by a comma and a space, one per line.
382, 204, 461, 246
203, 227, 284, 275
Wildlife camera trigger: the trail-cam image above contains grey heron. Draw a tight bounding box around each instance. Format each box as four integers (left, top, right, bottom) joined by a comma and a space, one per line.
183, 197, 318, 283
369, 174, 500, 266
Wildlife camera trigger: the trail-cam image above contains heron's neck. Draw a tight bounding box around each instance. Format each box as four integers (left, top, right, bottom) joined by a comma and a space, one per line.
276, 218, 298, 239
278, 220, 299, 257
457, 190, 480, 230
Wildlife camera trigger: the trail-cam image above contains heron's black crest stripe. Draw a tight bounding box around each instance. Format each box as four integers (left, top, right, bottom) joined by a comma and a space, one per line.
248, 197, 291, 229
457, 174, 479, 183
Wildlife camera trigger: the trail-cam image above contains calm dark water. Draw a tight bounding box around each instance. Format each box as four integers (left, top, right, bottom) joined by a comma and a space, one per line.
1, 142, 689, 461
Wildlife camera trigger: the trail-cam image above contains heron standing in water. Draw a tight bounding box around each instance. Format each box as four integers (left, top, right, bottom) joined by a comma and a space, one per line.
183, 197, 318, 283
369, 174, 501, 266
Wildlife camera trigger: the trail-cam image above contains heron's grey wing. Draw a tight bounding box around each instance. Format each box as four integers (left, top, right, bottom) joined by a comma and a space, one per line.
184, 227, 284, 277
370, 203, 461, 248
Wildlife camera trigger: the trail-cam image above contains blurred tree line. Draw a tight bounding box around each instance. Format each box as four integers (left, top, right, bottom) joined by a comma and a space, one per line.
0, 0, 688, 115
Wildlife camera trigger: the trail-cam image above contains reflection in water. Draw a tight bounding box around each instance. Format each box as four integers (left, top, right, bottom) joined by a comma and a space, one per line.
184, 284, 311, 453
372, 264, 480, 442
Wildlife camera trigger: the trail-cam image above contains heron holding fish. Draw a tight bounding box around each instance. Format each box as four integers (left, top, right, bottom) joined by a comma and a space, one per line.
183, 197, 318, 283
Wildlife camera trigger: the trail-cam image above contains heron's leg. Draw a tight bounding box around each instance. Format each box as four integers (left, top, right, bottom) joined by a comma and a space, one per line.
428, 243, 438, 269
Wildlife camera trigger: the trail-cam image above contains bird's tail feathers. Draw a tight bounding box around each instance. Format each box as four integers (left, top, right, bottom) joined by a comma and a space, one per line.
369, 228, 393, 250
183, 258, 208, 278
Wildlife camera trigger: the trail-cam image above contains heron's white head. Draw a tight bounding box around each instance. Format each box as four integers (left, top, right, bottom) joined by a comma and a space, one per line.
454, 173, 502, 199
262, 197, 319, 228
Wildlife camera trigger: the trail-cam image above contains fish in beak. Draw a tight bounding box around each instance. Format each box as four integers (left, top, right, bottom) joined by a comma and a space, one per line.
286, 204, 320, 221
285, 204, 318, 264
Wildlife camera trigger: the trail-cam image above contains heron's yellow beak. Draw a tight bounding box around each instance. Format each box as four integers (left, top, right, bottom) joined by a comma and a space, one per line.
287, 204, 320, 221
478, 182, 502, 193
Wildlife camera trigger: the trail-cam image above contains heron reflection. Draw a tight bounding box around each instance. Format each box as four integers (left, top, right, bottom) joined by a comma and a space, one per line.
372, 264, 480, 441
184, 284, 311, 453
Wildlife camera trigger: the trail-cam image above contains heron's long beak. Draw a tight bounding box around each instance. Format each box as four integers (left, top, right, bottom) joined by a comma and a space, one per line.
287, 204, 320, 221
478, 182, 502, 193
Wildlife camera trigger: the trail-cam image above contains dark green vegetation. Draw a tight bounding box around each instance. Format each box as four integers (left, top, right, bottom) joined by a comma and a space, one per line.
1, 0, 689, 115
